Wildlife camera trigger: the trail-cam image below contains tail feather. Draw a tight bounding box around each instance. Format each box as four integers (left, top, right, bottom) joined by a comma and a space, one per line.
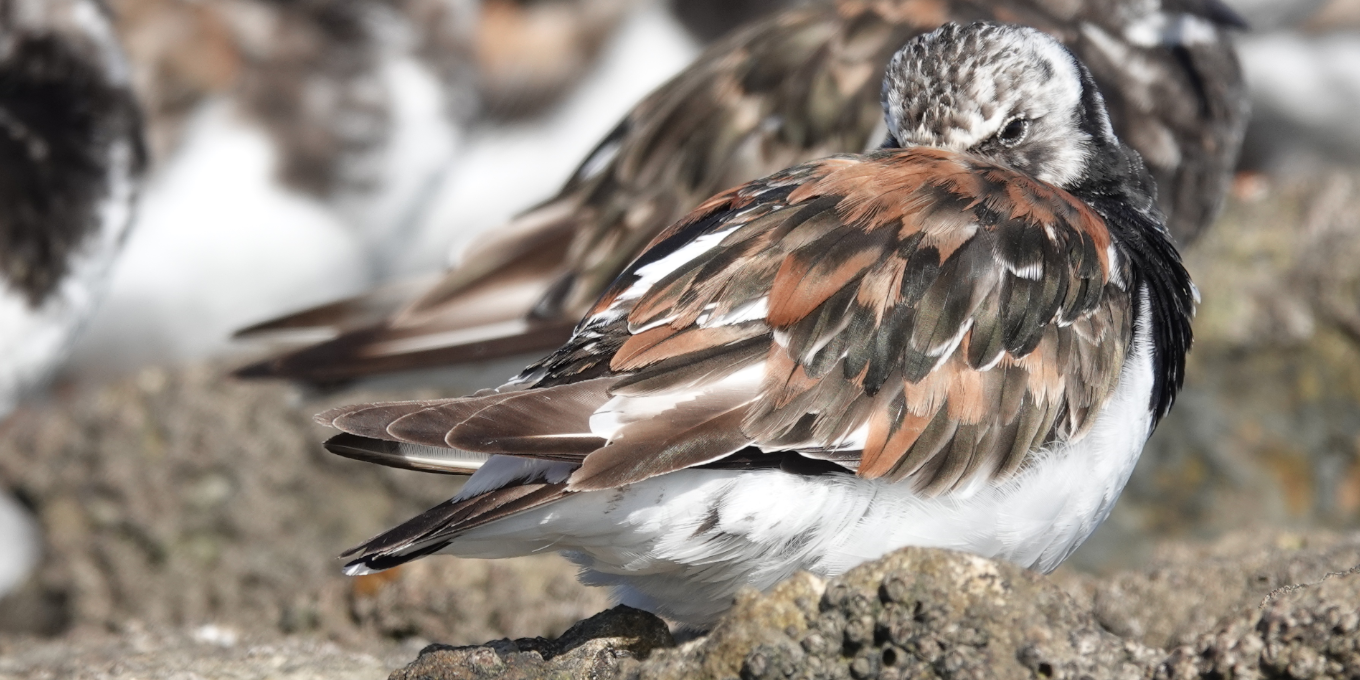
401, 199, 579, 318
324, 433, 490, 475
232, 275, 438, 342
232, 318, 578, 385
322, 379, 613, 454
380, 395, 528, 448
442, 378, 614, 453
234, 200, 582, 384
568, 404, 753, 491
322, 392, 521, 447
340, 482, 572, 573
317, 398, 452, 432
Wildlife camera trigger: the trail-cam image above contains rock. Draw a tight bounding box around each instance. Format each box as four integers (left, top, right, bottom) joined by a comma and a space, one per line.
0, 364, 608, 643
388, 538, 1360, 680
389, 605, 674, 680
1057, 530, 1360, 650
390, 549, 1164, 680
639, 549, 1161, 680
0, 624, 406, 679
2, 537, 1353, 679
1158, 564, 1360, 679
347, 558, 609, 645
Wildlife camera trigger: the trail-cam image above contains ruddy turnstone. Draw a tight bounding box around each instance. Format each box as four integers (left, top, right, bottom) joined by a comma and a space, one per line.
0, 0, 145, 417
64, 0, 477, 375
318, 21, 1197, 627
235, 0, 1241, 386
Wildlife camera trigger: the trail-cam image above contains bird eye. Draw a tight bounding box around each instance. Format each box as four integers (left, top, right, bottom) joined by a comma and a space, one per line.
997, 117, 1029, 146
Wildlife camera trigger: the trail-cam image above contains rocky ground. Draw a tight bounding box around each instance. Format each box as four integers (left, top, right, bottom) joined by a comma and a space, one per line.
1, 173, 1360, 676
385, 534, 1360, 680
0, 365, 611, 647
1, 532, 1355, 678
0, 626, 401, 680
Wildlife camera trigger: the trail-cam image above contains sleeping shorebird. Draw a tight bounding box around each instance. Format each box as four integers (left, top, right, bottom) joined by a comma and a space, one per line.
233, 0, 1242, 387
0, 0, 145, 418
317, 21, 1197, 627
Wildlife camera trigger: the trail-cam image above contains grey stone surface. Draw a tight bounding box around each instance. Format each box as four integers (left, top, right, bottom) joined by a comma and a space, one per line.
0, 364, 608, 643
4, 537, 1355, 679
637, 549, 1162, 680
383, 540, 1360, 680
1055, 530, 1360, 650
390, 606, 674, 680
1158, 563, 1360, 679
0, 625, 406, 680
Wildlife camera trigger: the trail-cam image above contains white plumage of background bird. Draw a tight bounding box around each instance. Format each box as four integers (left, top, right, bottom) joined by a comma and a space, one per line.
318, 21, 1197, 628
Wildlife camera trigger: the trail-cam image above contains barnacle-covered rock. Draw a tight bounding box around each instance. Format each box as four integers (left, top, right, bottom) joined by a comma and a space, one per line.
639, 548, 1160, 680
386, 540, 1360, 680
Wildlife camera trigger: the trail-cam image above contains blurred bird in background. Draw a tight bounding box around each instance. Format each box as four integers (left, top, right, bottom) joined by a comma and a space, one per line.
0, 0, 146, 594
60, 0, 477, 376
55, 0, 698, 378
233, 0, 1247, 389
1229, 0, 1360, 173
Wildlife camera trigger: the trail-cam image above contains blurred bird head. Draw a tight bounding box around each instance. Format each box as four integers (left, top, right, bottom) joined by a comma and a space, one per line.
880, 21, 1123, 192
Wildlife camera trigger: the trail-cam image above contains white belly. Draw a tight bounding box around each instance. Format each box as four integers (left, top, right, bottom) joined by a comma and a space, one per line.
447, 314, 1156, 627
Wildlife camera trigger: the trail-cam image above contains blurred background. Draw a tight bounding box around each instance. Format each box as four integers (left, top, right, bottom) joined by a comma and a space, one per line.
3, 0, 1360, 669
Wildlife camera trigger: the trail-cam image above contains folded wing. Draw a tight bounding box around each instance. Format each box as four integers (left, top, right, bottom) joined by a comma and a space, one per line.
324, 149, 1135, 572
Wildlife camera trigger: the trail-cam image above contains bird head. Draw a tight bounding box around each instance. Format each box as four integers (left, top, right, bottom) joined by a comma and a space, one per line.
880, 21, 1136, 196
